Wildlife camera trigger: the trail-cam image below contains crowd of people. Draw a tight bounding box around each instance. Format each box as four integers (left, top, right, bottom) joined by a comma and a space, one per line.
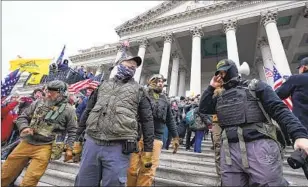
1, 55, 308, 187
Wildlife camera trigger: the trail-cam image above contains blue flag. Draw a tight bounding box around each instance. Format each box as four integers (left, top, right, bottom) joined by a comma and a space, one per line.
56, 45, 66, 65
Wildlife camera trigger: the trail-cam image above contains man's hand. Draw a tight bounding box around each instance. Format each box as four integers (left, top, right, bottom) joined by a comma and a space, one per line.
64, 149, 73, 163
210, 76, 223, 88
72, 142, 82, 163
20, 128, 33, 137
171, 137, 180, 154
294, 138, 308, 154
141, 152, 153, 169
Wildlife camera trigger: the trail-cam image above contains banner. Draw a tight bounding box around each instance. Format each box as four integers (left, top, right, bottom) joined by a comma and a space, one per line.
10, 58, 51, 75
26, 73, 45, 85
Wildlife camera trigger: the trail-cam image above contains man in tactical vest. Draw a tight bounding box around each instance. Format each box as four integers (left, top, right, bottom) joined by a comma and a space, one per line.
1, 80, 78, 187
199, 59, 308, 186
127, 74, 180, 187
74, 55, 155, 187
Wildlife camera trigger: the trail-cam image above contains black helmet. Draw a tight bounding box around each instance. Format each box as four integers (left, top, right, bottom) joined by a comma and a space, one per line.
47, 80, 67, 93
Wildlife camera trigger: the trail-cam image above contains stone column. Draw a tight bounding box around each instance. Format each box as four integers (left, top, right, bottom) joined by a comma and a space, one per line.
261, 10, 292, 76
109, 45, 123, 78
223, 20, 240, 68
255, 57, 267, 83
178, 68, 186, 97
169, 51, 180, 97
258, 37, 275, 87
140, 75, 146, 85
190, 26, 203, 96
134, 39, 149, 83
159, 33, 173, 80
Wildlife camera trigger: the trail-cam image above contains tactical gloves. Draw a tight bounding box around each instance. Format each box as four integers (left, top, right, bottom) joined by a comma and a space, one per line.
141, 152, 153, 169
171, 136, 180, 154
64, 145, 73, 163
72, 142, 82, 163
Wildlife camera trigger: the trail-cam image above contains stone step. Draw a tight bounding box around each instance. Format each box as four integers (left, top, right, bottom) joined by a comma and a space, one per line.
160, 149, 307, 185
47, 161, 207, 186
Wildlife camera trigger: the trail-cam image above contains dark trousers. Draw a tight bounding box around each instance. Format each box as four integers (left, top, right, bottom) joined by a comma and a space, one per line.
194, 130, 205, 153
75, 137, 130, 187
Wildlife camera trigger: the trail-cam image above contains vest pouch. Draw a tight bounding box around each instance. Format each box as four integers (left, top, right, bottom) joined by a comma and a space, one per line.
112, 107, 137, 136
50, 141, 65, 160
86, 105, 103, 132
34, 121, 54, 137
155, 100, 167, 122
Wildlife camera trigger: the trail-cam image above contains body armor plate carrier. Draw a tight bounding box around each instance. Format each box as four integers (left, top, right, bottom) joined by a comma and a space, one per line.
216, 87, 267, 127
29, 102, 67, 160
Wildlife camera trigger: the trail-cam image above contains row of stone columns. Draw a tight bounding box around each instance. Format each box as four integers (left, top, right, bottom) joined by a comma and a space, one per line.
112, 10, 292, 96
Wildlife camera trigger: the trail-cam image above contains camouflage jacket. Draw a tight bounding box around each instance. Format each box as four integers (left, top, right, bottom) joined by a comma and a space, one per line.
16, 98, 78, 147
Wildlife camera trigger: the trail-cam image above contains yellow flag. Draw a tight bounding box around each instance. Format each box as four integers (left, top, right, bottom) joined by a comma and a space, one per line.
26, 73, 45, 85
10, 58, 51, 75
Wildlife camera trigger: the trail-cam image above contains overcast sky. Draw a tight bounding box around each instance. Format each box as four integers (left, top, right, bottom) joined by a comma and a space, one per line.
2, 1, 161, 78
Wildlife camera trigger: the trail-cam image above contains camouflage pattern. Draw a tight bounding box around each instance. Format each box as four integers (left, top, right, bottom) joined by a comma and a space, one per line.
29, 102, 67, 160
50, 142, 65, 160
212, 114, 222, 183
29, 104, 55, 138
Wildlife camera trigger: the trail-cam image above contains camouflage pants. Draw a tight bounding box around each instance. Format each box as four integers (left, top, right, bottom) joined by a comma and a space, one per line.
212, 123, 222, 180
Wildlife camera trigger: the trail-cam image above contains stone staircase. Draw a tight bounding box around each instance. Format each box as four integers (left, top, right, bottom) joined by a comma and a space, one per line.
5, 137, 308, 186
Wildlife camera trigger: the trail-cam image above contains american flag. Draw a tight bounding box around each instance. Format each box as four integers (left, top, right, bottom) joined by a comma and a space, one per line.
56, 45, 66, 65
273, 66, 293, 110
263, 66, 273, 78
1, 69, 21, 97
68, 73, 103, 94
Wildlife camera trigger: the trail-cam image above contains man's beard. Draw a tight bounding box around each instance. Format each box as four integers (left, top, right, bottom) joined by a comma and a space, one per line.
44, 97, 63, 107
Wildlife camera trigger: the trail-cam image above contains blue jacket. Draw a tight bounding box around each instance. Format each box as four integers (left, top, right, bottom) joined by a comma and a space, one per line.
76, 97, 89, 121
199, 79, 308, 142
276, 72, 308, 130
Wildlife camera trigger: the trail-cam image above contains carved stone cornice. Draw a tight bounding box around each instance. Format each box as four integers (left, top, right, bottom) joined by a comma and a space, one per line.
115, 1, 183, 31
162, 33, 173, 43
171, 51, 180, 60
257, 37, 269, 48
137, 38, 149, 48
304, 2, 308, 18
190, 26, 203, 38
223, 19, 237, 33
116, 1, 262, 37
69, 47, 118, 63
255, 57, 263, 65
261, 10, 278, 26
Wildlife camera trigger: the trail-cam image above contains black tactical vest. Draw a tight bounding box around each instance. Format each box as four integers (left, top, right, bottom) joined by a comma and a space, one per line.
216, 86, 267, 127
149, 93, 169, 123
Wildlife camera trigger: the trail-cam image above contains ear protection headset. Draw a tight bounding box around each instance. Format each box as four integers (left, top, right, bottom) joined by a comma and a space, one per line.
59, 82, 68, 97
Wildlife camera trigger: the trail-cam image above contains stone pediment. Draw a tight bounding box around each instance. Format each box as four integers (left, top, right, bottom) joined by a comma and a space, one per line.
115, 1, 263, 37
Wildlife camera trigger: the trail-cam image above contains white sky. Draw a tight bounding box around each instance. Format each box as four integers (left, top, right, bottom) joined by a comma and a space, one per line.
2, 1, 161, 77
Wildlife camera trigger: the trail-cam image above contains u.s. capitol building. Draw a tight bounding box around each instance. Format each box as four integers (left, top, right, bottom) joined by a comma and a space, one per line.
19, 1, 308, 97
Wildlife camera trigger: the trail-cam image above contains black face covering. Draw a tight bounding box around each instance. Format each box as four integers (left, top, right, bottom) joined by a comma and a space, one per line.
222, 64, 240, 89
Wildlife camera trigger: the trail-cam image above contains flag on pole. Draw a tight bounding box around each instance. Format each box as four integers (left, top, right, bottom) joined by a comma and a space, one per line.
273, 66, 293, 110
68, 79, 92, 94
88, 73, 103, 88
263, 66, 273, 78
1, 69, 22, 97
56, 45, 66, 65
68, 73, 103, 93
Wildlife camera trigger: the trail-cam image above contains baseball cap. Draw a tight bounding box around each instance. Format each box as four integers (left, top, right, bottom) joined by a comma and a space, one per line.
118, 56, 142, 67
297, 57, 308, 69
215, 59, 235, 75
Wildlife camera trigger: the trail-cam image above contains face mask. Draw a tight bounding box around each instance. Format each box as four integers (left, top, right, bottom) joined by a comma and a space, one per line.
116, 64, 136, 80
